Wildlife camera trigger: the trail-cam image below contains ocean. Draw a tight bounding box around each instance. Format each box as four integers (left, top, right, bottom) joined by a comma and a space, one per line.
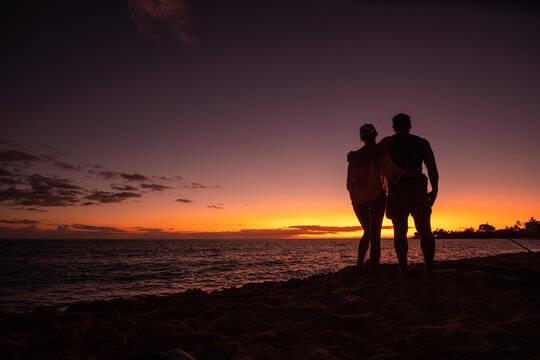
1, 238, 539, 312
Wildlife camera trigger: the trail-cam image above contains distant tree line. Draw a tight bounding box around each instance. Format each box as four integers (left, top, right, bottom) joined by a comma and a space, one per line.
414, 217, 539, 239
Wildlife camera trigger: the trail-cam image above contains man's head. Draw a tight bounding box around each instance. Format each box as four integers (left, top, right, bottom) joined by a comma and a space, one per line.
392, 113, 411, 133
359, 123, 378, 143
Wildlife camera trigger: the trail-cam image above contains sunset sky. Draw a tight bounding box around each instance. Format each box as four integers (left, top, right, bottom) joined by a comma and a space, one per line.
1, 0, 539, 239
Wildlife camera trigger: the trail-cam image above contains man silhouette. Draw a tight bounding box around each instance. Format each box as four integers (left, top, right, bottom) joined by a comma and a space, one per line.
348, 113, 438, 277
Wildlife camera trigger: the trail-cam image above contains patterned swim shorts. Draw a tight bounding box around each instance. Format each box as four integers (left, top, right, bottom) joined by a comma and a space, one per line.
386, 188, 432, 220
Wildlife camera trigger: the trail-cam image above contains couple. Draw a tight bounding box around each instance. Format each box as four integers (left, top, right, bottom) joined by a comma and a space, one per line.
347, 113, 438, 277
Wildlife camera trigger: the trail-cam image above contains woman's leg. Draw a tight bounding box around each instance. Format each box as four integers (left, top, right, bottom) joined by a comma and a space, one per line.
368, 192, 386, 266
352, 202, 370, 268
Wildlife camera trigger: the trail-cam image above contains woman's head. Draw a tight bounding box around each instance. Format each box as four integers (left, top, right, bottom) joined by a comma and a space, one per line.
360, 123, 378, 143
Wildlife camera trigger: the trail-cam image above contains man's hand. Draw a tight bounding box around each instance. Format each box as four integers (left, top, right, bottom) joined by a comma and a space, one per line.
427, 190, 437, 207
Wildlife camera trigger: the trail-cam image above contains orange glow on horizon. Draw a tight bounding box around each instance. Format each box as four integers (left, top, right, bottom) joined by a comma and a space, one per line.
10, 197, 536, 239
1, 169, 538, 239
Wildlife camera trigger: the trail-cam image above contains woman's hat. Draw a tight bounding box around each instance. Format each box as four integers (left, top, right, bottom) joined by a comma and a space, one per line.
360, 123, 377, 138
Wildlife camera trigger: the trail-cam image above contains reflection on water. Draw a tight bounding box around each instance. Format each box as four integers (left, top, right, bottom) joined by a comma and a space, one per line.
1, 238, 538, 312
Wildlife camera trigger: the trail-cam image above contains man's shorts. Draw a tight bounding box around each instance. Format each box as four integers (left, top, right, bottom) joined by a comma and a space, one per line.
386, 188, 432, 220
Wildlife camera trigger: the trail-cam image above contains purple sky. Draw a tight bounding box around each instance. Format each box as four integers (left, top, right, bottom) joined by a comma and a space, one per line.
1, 0, 539, 238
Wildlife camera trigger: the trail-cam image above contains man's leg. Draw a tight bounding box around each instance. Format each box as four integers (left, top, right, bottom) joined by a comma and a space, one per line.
368, 193, 386, 266
353, 202, 371, 268
412, 213, 435, 278
392, 215, 409, 276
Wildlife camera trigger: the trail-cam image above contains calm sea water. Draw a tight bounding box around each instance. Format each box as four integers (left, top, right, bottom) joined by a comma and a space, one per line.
1, 238, 539, 312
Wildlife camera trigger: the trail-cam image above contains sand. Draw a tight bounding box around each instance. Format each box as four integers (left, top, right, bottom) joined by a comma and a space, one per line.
1, 252, 539, 360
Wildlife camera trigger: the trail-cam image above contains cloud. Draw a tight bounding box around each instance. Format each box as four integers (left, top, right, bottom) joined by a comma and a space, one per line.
290, 225, 395, 232
192, 225, 369, 239
81, 163, 104, 169
0, 169, 16, 176
133, 227, 164, 233
207, 225, 372, 238
0, 146, 214, 211
13, 207, 47, 213
28, 174, 82, 192
0, 177, 25, 186
0, 187, 71, 207
0, 223, 131, 238
140, 183, 174, 191
175, 198, 193, 203
85, 191, 142, 204
207, 202, 224, 209
288, 225, 364, 233
127, 0, 198, 47
0, 151, 79, 173
71, 224, 126, 233
0, 174, 84, 207
111, 184, 138, 191
0, 150, 41, 163
51, 161, 79, 170
90, 170, 118, 179
89, 171, 150, 182
121, 173, 150, 182
184, 182, 221, 189
0, 222, 394, 240
0, 219, 39, 225
151, 176, 182, 182
0, 223, 131, 239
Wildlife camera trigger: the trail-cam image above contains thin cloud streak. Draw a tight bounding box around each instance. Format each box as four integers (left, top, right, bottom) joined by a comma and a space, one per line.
71, 224, 126, 233
51, 161, 79, 170
175, 198, 193, 203
120, 173, 150, 182
0, 219, 39, 225
111, 184, 138, 191
140, 183, 174, 191
13, 207, 47, 213
184, 182, 221, 189
89, 171, 150, 182
0, 223, 380, 239
207, 202, 224, 209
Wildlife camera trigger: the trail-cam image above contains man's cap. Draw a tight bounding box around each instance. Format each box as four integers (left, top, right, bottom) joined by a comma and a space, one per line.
360, 123, 378, 138
392, 113, 411, 129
